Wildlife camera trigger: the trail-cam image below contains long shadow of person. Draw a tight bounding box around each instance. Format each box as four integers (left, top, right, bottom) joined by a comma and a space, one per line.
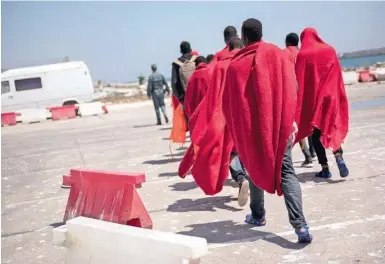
167, 196, 241, 213
178, 220, 308, 250
143, 157, 182, 165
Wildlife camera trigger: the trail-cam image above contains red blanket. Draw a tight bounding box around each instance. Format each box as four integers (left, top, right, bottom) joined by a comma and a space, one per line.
294, 28, 349, 151
282, 46, 299, 65
184, 63, 212, 119
222, 41, 297, 195
212, 45, 230, 64
178, 49, 239, 195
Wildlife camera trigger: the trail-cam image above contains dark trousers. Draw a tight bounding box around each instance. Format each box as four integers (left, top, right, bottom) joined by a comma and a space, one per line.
312, 128, 343, 166
248, 139, 307, 229
229, 152, 247, 183
152, 89, 167, 122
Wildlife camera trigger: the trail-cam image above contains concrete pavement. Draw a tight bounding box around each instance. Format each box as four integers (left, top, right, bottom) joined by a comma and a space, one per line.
1, 82, 385, 263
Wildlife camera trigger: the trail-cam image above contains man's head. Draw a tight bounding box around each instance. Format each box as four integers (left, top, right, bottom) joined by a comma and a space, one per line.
151, 64, 157, 72
180, 41, 192, 55
206, 54, 214, 64
195, 56, 207, 66
285, 33, 299, 47
241, 18, 263, 46
224, 26, 237, 44
229, 37, 244, 51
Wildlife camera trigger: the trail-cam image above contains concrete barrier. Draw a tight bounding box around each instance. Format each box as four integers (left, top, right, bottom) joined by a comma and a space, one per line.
53, 217, 208, 264
342, 71, 358, 85
77, 102, 105, 117
18, 109, 50, 123
372, 68, 385, 81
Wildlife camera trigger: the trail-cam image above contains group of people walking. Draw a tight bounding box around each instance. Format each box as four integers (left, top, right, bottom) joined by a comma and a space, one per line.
147, 17, 350, 244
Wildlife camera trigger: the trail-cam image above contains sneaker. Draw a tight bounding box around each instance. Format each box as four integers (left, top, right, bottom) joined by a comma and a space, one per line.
311, 152, 317, 159
301, 159, 313, 168
336, 159, 349, 178
315, 170, 332, 178
165, 116, 169, 124
295, 226, 313, 243
245, 214, 266, 226
238, 178, 249, 207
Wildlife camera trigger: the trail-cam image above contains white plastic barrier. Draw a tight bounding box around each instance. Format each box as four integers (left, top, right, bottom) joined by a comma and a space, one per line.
77, 102, 104, 117
53, 217, 208, 264
17, 109, 50, 123
342, 71, 358, 85
372, 68, 385, 81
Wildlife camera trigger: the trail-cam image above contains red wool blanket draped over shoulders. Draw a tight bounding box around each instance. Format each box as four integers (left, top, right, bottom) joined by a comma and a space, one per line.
184, 63, 212, 119
211, 45, 230, 64
282, 46, 299, 65
294, 28, 349, 151
222, 41, 297, 195
178, 49, 238, 195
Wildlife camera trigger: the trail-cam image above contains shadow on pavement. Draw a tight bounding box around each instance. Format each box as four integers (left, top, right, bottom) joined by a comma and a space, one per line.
163, 151, 185, 158
297, 172, 346, 184
159, 127, 172, 131
169, 181, 197, 191
133, 124, 158, 128
50, 222, 66, 228
159, 172, 179, 177
178, 220, 308, 250
143, 157, 182, 165
167, 196, 241, 213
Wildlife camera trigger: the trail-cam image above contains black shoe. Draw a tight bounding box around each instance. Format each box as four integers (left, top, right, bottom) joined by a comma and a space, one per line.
156, 122, 162, 125
301, 159, 313, 168
165, 116, 169, 124
311, 152, 316, 159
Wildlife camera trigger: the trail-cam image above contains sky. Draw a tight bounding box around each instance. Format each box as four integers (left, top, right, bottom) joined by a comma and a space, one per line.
1, 1, 385, 82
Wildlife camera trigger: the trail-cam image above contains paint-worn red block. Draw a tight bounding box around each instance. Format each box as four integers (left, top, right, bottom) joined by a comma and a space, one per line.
49, 105, 76, 121
1, 112, 17, 126
63, 169, 152, 229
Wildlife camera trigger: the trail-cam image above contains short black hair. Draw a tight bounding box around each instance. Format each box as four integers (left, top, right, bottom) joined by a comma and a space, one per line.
180, 41, 192, 54
206, 54, 214, 64
229, 37, 244, 51
241, 18, 263, 43
151, 64, 157, 71
195, 56, 207, 66
224, 26, 237, 43
285, 33, 299, 46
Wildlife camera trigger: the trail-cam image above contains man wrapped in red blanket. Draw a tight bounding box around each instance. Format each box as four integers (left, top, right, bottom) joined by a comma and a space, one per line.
222, 18, 312, 243
179, 37, 250, 207
294, 27, 349, 179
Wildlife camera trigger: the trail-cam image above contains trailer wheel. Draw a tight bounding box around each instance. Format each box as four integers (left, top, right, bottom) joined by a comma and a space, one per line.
63, 100, 79, 116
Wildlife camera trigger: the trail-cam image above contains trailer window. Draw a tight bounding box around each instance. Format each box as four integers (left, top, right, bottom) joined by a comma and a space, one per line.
1, 81, 10, 94
15, 77, 42, 92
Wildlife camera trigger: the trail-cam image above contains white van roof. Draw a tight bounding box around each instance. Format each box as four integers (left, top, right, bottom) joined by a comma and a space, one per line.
1, 61, 88, 79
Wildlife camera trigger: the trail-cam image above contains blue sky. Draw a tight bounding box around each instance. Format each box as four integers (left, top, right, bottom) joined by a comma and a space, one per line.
2, 1, 384, 82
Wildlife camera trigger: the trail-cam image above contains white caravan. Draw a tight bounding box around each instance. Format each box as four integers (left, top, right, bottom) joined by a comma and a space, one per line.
1, 61, 94, 113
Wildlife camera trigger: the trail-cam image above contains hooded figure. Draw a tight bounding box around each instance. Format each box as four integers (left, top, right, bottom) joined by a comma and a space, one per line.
294, 27, 349, 179
222, 18, 312, 243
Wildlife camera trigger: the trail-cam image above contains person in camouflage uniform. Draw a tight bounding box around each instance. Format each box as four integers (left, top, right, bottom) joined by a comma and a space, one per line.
147, 64, 170, 125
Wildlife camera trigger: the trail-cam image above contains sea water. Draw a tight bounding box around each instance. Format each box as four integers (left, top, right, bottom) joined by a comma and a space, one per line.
340, 54, 385, 68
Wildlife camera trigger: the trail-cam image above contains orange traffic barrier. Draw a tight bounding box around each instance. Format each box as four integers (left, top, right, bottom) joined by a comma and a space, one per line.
1, 112, 17, 126
63, 169, 152, 229
49, 105, 77, 121
358, 70, 375, 82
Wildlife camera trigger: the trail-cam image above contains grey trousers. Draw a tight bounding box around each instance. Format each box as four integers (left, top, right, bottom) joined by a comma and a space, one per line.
152, 89, 168, 122
247, 139, 307, 229
229, 152, 247, 183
